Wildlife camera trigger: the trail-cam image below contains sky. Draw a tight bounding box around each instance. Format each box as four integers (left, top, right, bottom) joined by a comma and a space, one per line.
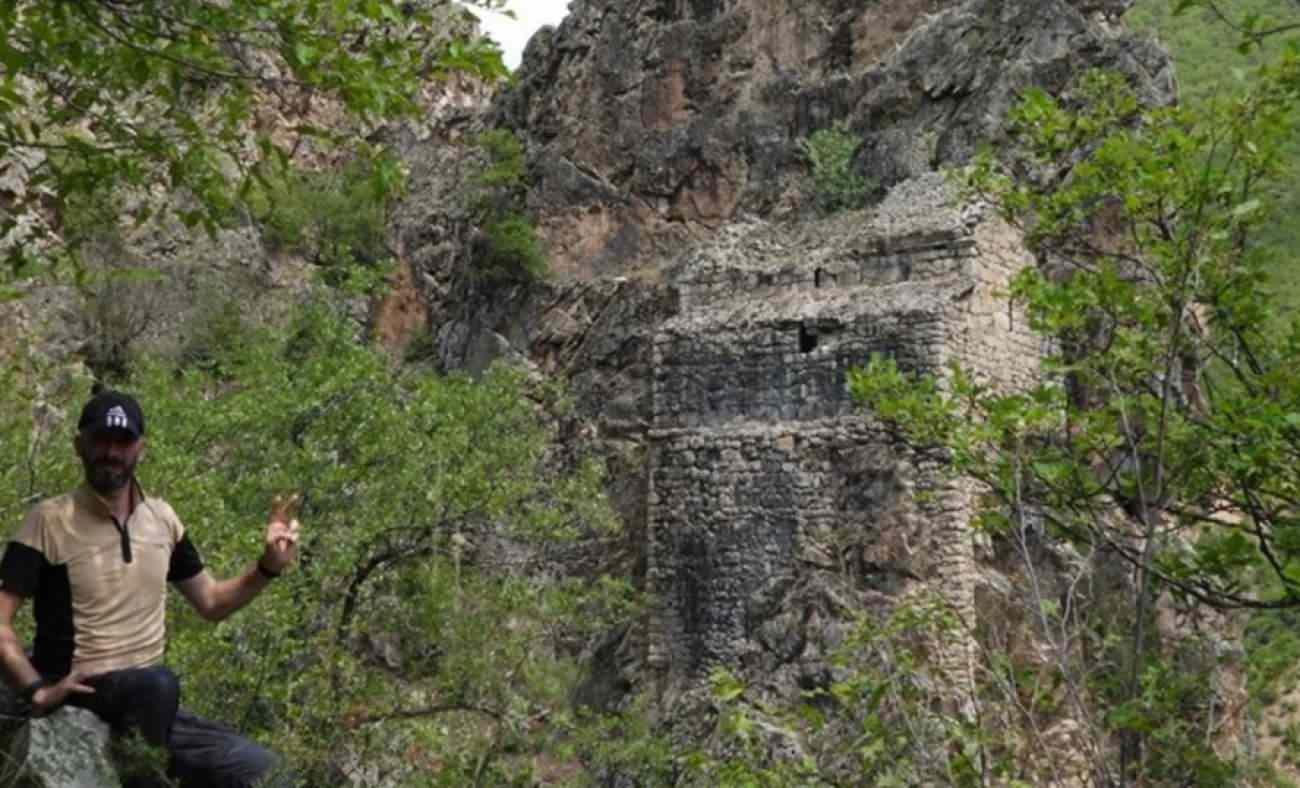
464, 1, 573, 70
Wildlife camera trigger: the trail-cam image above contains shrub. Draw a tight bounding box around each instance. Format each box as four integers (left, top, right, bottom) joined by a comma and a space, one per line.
481, 214, 548, 281
1, 297, 629, 782
249, 156, 397, 292
472, 128, 528, 191
800, 122, 871, 213
469, 129, 548, 282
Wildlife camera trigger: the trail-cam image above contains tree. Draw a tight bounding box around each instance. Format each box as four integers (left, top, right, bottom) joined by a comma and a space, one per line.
850, 48, 1300, 782
0, 0, 509, 294
0, 296, 633, 782
1173, 0, 1300, 50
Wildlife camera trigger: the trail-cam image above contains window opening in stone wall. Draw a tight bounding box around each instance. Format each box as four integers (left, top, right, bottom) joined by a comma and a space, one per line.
814, 268, 825, 289
799, 324, 818, 354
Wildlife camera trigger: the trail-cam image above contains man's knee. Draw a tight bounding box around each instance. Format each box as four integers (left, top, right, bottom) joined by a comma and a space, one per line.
119, 666, 181, 746
134, 666, 181, 708
170, 710, 290, 788
228, 737, 280, 782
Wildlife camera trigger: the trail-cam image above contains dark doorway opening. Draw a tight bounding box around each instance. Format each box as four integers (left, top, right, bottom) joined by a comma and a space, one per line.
799, 324, 818, 354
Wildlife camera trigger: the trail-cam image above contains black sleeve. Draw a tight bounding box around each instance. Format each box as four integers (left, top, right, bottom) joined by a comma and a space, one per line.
0, 542, 47, 597
167, 534, 204, 583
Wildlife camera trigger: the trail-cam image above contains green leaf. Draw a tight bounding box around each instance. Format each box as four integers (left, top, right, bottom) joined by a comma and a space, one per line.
1232, 198, 1262, 218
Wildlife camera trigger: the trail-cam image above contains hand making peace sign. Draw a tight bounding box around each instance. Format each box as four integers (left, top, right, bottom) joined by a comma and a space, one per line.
260, 492, 301, 577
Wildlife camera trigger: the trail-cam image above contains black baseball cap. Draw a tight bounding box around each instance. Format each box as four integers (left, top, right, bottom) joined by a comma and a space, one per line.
78, 387, 145, 439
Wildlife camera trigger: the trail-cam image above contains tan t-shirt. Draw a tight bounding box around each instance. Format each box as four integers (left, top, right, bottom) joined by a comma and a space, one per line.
1, 483, 203, 677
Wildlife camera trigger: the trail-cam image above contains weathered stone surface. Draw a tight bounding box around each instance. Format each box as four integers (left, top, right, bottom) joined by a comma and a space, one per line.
644, 176, 1038, 699
389, 0, 1178, 736
1, 217, 309, 380
492, 0, 1173, 277
0, 705, 119, 788
848, 0, 1172, 188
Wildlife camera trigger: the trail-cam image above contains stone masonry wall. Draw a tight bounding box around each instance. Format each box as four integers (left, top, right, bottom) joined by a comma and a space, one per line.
646, 176, 1041, 705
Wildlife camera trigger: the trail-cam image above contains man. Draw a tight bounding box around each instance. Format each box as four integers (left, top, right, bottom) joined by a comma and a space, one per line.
0, 386, 301, 787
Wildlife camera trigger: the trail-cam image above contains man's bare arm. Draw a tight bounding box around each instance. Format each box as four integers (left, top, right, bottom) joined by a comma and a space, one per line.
175, 565, 271, 622
0, 591, 40, 688
0, 589, 92, 714
176, 513, 299, 622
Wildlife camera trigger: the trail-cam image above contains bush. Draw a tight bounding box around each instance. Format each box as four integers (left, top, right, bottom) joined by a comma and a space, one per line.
249, 156, 397, 292
481, 214, 548, 281
472, 129, 528, 191
175, 290, 252, 374
469, 129, 548, 282
1, 297, 630, 782
800, 122, 871, 213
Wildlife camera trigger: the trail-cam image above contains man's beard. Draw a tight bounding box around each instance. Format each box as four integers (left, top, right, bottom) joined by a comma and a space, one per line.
83, 455, 136, 495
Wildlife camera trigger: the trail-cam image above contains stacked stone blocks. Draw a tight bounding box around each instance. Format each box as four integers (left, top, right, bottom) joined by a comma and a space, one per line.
646, 179, 1041, 704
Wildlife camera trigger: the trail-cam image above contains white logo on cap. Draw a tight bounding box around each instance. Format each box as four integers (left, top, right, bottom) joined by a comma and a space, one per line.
105, 405, 130, 429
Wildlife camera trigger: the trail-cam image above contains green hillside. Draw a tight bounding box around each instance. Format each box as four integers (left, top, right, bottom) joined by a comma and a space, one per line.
1128, 0, 1295, 103
1128, 0, 1300, 307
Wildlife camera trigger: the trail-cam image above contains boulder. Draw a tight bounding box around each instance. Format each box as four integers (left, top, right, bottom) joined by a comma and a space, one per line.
0, 701, 119, 788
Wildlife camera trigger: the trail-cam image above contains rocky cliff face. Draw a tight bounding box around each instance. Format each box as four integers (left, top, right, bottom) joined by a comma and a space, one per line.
0, 0, 1218, 780
399, 0, 1175, 690
399, 0, 1172, 488
489, 0, 1171, 277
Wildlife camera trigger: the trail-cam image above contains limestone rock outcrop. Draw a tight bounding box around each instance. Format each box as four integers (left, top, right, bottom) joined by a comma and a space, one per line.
491, 0, 1173, 277
396, 0, 1173, 681
400, 0, 1172, 421
389, 0, 1184, 773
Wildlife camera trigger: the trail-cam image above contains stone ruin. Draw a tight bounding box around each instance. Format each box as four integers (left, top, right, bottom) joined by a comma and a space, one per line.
472, 1, 1174, 704
644, 175, 1043, 699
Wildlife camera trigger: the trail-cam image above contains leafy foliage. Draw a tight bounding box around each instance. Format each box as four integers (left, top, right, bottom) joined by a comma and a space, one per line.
478, 214, 547, 281
469, 129, 547, 281
850, 56, 1300, 781
688, 598, 997, 788
0, 298, 629, 782
670, 588, 1240, 787
0, 0, 508, 294
252, 157, 393, 263
1130, 0, 1298, 103
1246, 606, 1300, 705
859, 64, 1300, 607
1158, 0, 1300, 53
1129, 0, 1300, 309
473, 128, 529, 192
799, 122, 871, 214
248, 153, 397, 293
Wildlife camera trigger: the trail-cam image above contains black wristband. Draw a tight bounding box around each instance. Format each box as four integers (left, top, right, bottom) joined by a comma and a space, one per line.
19, 677, 45, 704
256, 561, 280, 580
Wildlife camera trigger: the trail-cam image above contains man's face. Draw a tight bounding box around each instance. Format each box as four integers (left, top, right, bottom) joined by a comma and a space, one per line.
75, 430, 143, 495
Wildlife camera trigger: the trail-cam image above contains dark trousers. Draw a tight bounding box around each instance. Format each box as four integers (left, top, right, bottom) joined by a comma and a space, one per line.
66, 665, 287, 788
